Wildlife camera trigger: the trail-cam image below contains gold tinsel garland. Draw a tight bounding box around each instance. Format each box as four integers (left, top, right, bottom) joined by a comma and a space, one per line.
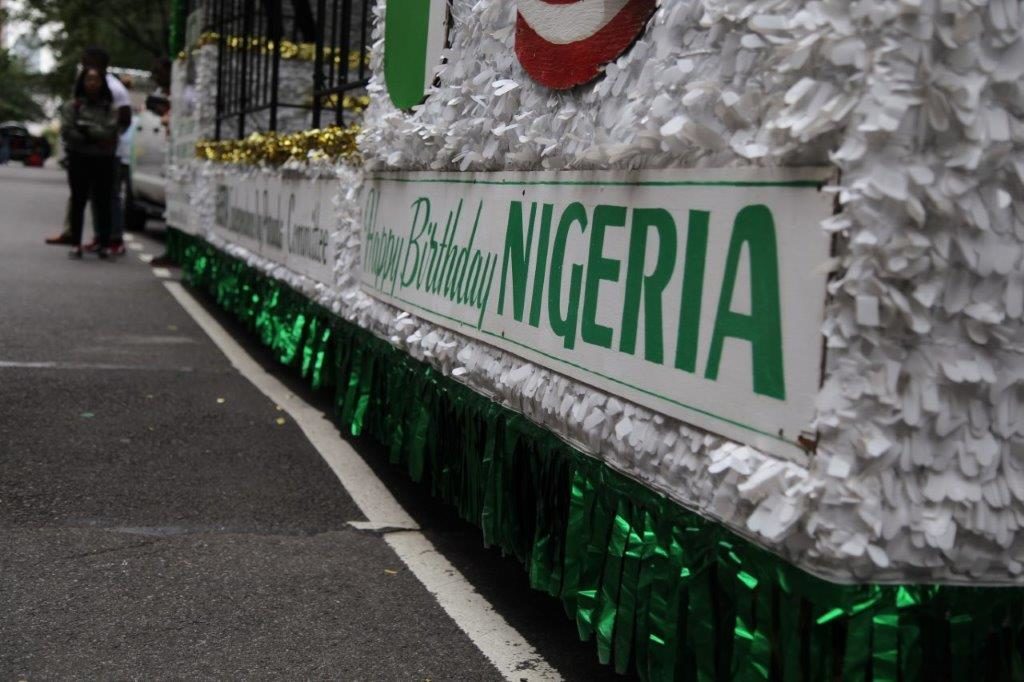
318, 94, 370, 112
179, 31, 366, 68
195, 125, 361, 166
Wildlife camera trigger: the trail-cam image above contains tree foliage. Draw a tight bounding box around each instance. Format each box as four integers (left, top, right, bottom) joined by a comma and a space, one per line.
0, 49, 46, 121
16, 0, 170, 95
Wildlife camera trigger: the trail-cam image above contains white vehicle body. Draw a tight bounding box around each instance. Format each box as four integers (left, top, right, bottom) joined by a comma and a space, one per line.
129, 107, 168, 208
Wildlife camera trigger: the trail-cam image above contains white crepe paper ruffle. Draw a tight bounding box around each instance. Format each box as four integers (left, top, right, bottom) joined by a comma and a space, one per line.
187, 0, 1024, 585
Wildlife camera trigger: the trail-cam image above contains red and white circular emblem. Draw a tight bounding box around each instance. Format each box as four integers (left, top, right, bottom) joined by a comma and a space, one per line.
515, 0, 657, 90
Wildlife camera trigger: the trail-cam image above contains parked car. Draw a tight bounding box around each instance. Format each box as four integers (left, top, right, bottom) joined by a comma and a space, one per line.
121, 94, 169, 230
0, 122, 52, 166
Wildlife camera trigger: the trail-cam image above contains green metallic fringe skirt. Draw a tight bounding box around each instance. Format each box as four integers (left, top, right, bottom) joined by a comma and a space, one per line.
170, 227, 1024, 681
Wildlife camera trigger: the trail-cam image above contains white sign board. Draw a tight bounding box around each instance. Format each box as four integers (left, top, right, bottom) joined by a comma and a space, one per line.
165, 176, 194, 234
359, 169, 834, 462
169, 60, 200, 168
166, 60, 200, 234
213, 174, 336, 285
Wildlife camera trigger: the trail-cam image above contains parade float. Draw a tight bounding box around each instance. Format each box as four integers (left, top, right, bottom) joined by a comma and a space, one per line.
166, 0, 1024, 678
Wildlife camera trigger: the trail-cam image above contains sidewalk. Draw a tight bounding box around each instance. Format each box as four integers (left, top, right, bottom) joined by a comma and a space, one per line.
0, 165, 621, 679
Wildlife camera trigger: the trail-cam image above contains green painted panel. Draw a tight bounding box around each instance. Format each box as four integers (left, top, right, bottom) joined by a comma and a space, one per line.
384, 0, 433, 110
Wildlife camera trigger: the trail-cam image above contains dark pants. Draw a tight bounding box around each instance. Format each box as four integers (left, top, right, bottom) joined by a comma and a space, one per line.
67, 153, 115, 247
110, 162, 127, 242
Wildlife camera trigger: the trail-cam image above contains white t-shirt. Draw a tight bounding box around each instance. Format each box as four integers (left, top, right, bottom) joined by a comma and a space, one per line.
116, 124, 136, 162
106, 74, 132, 159
106, 74, 131, 110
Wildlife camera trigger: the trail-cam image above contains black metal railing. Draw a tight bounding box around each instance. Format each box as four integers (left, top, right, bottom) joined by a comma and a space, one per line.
311, 0, 372, 128
211, 0, 371, 140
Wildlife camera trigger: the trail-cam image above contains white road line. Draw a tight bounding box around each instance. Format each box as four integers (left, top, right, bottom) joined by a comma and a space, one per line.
124, 233, 135, 242
152, 267, 171, 278
0, 360, 55, 368
347, 520, 417, 532
163, 281, 561, 681
128, 242, 144, 251
139, 253, 154, 263
0, 359, 192, 372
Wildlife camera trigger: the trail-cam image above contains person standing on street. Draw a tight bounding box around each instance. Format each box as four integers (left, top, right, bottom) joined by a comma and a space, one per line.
46, 47, 132, 248
60, 66, 120, 259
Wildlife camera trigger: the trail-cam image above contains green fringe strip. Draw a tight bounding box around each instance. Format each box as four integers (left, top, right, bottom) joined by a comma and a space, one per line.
173, 227, 1024, 681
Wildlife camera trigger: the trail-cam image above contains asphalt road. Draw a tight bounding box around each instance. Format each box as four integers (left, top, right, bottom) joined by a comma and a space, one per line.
0, 163, 628, 681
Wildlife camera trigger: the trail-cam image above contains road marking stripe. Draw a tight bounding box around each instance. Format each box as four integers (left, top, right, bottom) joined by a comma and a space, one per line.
124, 234, 135, 242
0, 359, 193, 372
139, 253, 154, 263
152, 267, 171, 278
347, 520, 418, 532
128, 242, 144, 251
163, 281, 561, 681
